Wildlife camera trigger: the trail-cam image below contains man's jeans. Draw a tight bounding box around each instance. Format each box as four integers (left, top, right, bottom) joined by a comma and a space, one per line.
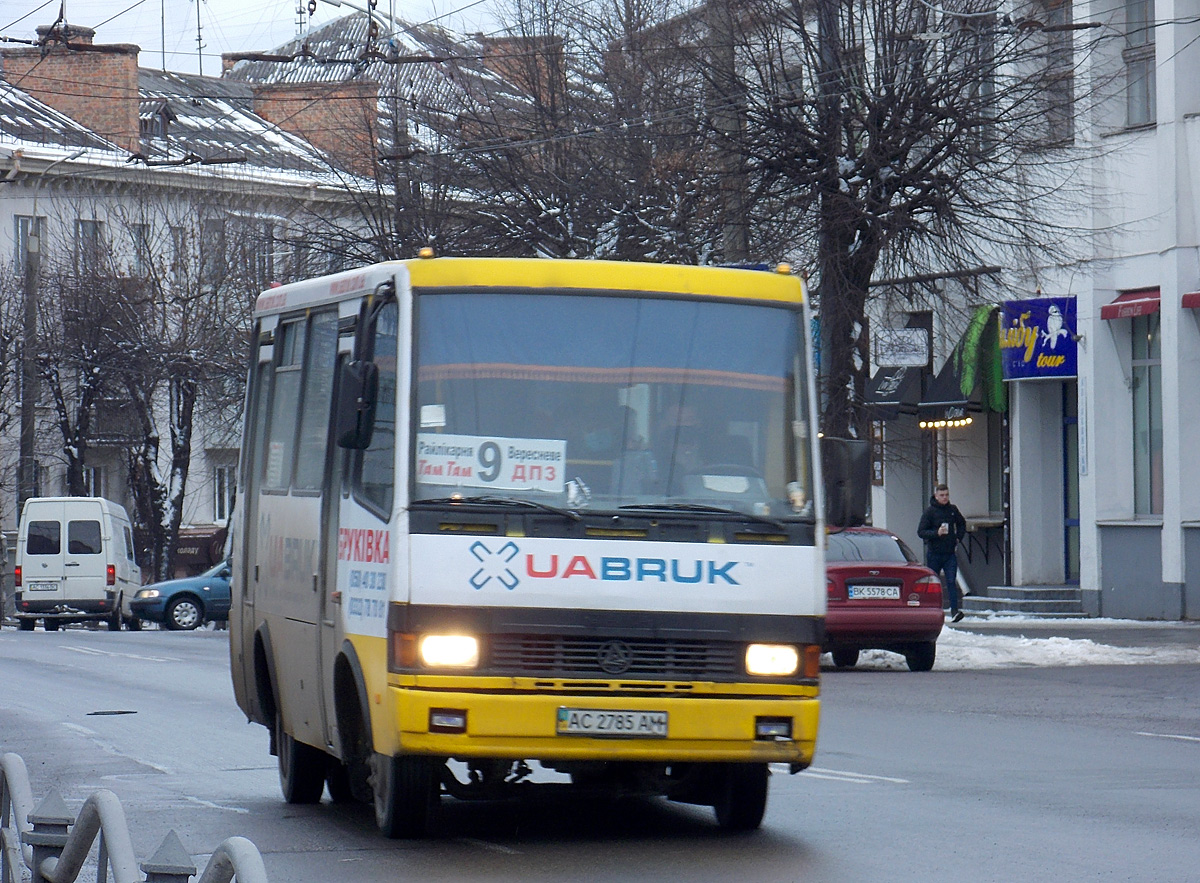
926, 549, 959, 613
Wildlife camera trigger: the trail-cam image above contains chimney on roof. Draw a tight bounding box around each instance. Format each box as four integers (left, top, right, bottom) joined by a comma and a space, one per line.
250, 81, 381, 177
221, 54, 238, 75
1, 23, 141, 152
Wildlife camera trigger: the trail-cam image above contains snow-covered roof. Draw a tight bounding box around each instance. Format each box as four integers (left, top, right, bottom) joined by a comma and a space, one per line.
0, 82, 119, 152
135, 69, 334, 174
224, 12, 530, 156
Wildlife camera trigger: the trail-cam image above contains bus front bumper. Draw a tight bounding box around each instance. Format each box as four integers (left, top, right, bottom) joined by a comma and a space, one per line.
387, 684, 820, 766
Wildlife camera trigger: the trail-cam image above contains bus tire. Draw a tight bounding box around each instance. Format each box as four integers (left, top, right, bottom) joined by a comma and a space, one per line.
372, 753, 440, 838
712, 763, 769, 832
276, 710, 326, 804
325, 761, 356, 804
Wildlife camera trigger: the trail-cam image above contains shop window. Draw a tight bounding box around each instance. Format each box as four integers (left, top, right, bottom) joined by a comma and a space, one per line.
1131, 312, 1162, 514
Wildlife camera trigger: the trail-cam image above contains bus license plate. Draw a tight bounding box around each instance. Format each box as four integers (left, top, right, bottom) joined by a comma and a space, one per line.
26, 581, 58, 592
556, 708, 668, 738
848, 585, 900, 600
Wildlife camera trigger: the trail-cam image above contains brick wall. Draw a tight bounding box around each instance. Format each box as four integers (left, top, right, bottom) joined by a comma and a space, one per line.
2, 26, 140, 153
251, 81, 380, 177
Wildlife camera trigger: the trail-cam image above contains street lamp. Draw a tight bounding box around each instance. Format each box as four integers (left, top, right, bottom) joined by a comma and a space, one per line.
18, 148, 85, 511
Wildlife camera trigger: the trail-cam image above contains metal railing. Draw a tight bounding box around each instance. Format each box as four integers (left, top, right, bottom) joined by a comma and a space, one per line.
1, 753, 268, 883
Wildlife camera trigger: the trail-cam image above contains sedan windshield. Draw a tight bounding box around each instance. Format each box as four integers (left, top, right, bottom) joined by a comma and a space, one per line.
413, 290, 813, 518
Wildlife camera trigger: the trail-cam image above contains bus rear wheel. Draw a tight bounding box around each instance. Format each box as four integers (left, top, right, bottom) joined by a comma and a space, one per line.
372, 753, 440, 838
712, 763, 769, 832
276, 710, 326, 804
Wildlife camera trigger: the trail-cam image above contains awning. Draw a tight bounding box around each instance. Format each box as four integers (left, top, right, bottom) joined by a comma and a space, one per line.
174, 526, 228, 569
1101, 289, 1160, 320
918, 355, 976, 418
864, 366, 921, 419
1182, 292, 1200, 309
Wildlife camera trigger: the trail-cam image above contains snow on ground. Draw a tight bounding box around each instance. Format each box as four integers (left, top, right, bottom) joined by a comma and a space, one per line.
829, 620, 1200, 671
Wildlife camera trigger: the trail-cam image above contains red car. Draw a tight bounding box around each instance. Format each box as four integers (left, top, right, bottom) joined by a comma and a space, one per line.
824, 527, 944, 671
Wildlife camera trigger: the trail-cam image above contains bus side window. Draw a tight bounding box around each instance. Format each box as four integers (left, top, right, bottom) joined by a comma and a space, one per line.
293, 311, 339, 490
356, 301, 399, 518
263, 320, 305, 490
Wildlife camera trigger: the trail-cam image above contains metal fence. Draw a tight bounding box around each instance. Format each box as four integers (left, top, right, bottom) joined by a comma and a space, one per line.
1, 753, 267, 883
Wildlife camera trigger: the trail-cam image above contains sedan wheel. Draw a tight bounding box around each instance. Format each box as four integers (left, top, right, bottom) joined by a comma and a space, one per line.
905, 641, 937, 672
165, 596, 203, 631
831, 648, 860, 669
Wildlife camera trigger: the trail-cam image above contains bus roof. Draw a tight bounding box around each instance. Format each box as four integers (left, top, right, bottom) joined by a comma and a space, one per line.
254, 257, 805, 316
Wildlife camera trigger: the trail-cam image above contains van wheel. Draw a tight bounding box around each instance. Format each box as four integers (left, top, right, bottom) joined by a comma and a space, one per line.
276, 710, 326, 804
712, 763, 770, 832
44, 620, 60, 632
108, 607, 122, 631
124, 617, 142, 631
18, 619, 35, 631
165, 596, 202, 630
372, 753, 440, 838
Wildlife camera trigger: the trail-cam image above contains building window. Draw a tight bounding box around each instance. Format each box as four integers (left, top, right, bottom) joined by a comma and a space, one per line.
1124, 0, 1155, 127
213, 463, 235, 521
1131, 312, 1162, 515
83, 465, 103, 497
1039, 0, 1074, 145
131, 223, 152, 277
200, 218, 226, 288
75, 219, 104, 274
14, 215, 44, 273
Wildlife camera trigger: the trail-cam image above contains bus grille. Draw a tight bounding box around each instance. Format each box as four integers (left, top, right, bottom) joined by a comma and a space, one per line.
487, 635, 741, 679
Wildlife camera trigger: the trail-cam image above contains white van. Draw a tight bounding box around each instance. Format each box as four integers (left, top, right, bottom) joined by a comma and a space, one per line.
14, 497, 142, 631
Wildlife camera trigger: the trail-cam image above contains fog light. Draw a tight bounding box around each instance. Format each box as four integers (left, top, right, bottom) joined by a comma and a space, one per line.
755, 717, 793, 741
429, 708, 467, 733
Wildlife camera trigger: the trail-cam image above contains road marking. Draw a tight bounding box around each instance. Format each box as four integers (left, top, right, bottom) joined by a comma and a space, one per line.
456, 837, 522, 855
185, 796, 250, 814
798, 766, 909, 785
64, 646, 177, 663
1137, 731, 1200, 743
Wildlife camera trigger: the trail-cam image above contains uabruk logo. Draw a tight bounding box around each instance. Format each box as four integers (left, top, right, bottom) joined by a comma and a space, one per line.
467, 541, 742, 591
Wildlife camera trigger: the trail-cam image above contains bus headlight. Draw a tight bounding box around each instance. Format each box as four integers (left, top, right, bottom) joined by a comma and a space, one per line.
745, 643, 800, 677
418, 635, 480, 669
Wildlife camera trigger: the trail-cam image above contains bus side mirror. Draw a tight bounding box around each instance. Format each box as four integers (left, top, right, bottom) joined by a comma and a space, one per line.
335, 359, 379, 450
822, 437, 870, 528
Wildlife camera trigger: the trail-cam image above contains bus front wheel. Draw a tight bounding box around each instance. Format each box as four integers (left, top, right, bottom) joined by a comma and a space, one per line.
276, 710, 326, 804
372, 753, 440, 838
712, 763, 769, 832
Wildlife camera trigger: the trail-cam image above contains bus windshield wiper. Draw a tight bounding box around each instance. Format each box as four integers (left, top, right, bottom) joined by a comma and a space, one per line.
411, 495, 582, 522
617, 503, 786, 529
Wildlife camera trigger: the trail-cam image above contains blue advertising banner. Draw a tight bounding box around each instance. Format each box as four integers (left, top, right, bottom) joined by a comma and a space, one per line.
999, 297, 1077, 380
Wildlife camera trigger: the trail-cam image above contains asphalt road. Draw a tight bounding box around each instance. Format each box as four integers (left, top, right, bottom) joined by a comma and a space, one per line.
1, 625, 1197, 882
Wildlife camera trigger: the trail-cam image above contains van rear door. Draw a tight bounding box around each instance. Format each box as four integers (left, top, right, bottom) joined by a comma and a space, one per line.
23, 501, 66, 601
64, 502, 108, 601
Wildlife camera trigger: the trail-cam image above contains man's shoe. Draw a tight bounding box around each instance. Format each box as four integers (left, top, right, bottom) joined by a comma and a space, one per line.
951, 611, 964, 623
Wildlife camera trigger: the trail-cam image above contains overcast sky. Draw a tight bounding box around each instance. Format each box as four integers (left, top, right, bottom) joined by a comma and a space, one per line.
4, 0, 498, 76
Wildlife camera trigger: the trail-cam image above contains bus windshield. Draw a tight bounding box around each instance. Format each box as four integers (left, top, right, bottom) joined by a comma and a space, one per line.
413, 290, 814, 518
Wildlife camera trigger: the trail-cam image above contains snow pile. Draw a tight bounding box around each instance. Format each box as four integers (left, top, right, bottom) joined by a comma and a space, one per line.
833, 624, 1200, 671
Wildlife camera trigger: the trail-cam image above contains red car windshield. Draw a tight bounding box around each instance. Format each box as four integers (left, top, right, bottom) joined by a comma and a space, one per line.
827, 532, 916, 564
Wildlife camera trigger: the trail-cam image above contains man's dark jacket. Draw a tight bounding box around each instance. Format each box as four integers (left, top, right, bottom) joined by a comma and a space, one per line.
917, 496, 967, 556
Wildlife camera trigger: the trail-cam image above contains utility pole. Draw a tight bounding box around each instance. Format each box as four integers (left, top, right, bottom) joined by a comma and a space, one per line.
18, 222, 39, 510
705, 0, 749, 262
19, 149, 85, 512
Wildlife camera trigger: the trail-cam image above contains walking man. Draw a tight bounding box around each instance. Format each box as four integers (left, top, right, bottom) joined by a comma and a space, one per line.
918, 484, 968, 622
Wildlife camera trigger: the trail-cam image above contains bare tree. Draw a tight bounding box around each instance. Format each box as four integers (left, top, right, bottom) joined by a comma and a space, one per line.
712, 0, 1099, 436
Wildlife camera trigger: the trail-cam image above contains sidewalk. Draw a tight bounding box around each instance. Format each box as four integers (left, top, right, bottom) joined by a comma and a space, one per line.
950, 615, 1200, 649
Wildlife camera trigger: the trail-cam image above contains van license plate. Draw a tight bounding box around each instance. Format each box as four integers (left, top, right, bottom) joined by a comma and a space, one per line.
27, 581, 58, 592
556, 708, 668, 737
